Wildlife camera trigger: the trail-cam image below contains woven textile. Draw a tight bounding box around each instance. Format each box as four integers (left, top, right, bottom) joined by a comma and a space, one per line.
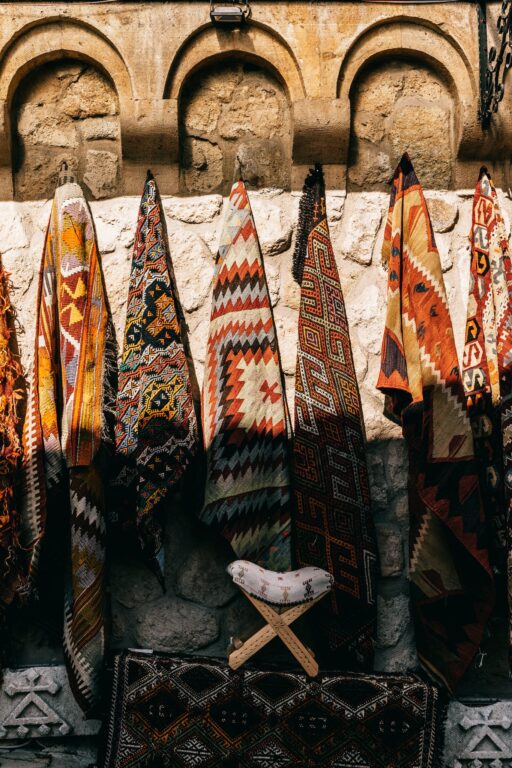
376, 154, 494, 692
200, 180, 291, 571
20, 181, 116, 714
115, 174, 199, 586
461, 169, 512, 653
292, 165, 377, 667
103, 651, 445, 768
0, 266, 24, 644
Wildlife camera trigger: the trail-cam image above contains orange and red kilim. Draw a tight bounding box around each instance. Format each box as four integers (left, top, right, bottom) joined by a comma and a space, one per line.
377, 153, 494, 692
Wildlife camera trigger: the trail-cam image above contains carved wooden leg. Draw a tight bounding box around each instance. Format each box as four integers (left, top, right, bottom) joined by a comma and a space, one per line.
228, 600, 316, 671
246, 594, 319, 677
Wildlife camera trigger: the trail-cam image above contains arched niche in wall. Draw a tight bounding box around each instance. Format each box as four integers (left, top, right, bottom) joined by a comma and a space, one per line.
166, 23, 303, 193
337, 17, 491, 185
348, 56, 455, 190
12, 57, 121, 200
0, 18, 133, 199
178, 57, 292, 193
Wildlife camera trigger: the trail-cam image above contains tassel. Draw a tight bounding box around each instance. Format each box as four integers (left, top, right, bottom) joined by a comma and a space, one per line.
292, 165, 323, 285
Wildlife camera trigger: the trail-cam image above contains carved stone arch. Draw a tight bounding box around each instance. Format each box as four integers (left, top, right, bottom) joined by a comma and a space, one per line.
0, 18, 135, 198
337, 17, 484, 170
0, 18, 133, 107
165, 23, 305, 103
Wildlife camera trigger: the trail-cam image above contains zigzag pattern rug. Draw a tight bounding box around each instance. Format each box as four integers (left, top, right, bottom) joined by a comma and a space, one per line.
292, 165, 378, 667
20, 180, 116, 714
200, 180, 291, 571
115, 173, 199, 586
376, 153, 494, 692
462, 169, 512, 663
103, 651, 445, 768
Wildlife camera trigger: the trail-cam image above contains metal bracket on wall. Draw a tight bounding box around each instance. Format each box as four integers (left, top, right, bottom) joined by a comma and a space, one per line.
479, 0, 512, 127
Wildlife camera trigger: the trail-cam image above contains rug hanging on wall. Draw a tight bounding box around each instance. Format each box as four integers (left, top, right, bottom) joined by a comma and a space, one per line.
461, 168, 512, 660
200, 178, 292, 571
376, 153, 494, 692
292, 164, 378, 668
103, 651, 445, 768
19, 175, 117, 715
0, 264, 24, 659
114, 172, 199, 587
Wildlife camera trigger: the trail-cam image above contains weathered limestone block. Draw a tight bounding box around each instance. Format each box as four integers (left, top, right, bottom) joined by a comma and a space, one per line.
250, 196, 292, 257
349, 61, 454, 191
176, 542, 237, 608
164, 194, 223, 224
180, 62, 291, 193
425, 195, 459, 233
181, 137, 223, 194
237, 139, 289, 190
83, 149, 119, 199
169, 229, 214, 312
134, 598, 219, 652
376, 525, 404, 577
377, 594, 411, 648
12, 61, 121, 201
338, 193, 383, 265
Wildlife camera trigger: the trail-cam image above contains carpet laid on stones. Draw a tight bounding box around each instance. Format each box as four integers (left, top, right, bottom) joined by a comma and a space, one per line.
103, 651, 444, 768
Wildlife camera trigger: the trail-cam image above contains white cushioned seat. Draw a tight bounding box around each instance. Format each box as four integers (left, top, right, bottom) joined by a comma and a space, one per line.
227, 560, 333, 606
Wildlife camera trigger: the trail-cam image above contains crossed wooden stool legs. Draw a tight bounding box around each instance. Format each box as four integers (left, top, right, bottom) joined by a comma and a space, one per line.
226, 560, 333, 678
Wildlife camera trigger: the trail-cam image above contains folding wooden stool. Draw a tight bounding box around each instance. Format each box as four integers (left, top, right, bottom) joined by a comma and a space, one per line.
227, 560, 333, 677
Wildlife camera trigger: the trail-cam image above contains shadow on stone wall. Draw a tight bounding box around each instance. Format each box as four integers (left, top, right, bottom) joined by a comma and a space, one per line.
348, 57, 455, 192
179, 60, 292, 195
11, 59, 122, 201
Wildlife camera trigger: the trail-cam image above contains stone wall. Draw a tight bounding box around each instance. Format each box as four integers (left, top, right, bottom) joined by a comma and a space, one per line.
3, 183, 509, 683
12, 60, 121, 201
0, 2, 511, 766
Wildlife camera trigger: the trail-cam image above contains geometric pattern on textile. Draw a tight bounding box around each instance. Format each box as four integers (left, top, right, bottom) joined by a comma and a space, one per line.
292, 165, 378, 667
19, 180, 116, 715
200, 179, 291, 571
0, 264, 24, 656
114, 173, 199, 586
462, 169, 512, 657
103, 651, 445, 768
376, 153, 494, 693
227, 559, 333, 605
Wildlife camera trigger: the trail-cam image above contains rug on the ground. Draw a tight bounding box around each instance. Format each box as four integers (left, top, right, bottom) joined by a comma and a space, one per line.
103, 651, 445, 768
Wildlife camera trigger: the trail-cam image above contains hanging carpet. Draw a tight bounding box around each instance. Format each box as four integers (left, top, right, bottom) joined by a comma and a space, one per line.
461, 169, 512, 658
200, 179, 292, 571
19, 178, 117, 714
0, 265, 24, 655
292, 165, 378, 667
376, 153, 494, 692
114, 173, 199, 587
103, 650, 445, 768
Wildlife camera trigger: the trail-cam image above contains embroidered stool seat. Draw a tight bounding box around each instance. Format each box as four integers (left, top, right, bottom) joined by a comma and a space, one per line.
227, 560, 333, 678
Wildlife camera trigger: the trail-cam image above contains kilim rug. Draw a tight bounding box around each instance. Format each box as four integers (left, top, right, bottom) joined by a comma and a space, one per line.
461, 169, 512, 660
376, 153, 494, 692
114, 172, 199, 587
292, 165, 378, 668
103, 651, 445, 768
200, 179, 292, 571
19, 178, 117, 715
0, 264, 24, 661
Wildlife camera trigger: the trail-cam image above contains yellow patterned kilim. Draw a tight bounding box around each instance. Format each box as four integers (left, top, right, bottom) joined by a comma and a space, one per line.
20, 181, 116, 715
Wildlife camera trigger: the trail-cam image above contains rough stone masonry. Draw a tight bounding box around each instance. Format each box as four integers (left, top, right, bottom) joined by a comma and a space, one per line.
1, 1, 512, 765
